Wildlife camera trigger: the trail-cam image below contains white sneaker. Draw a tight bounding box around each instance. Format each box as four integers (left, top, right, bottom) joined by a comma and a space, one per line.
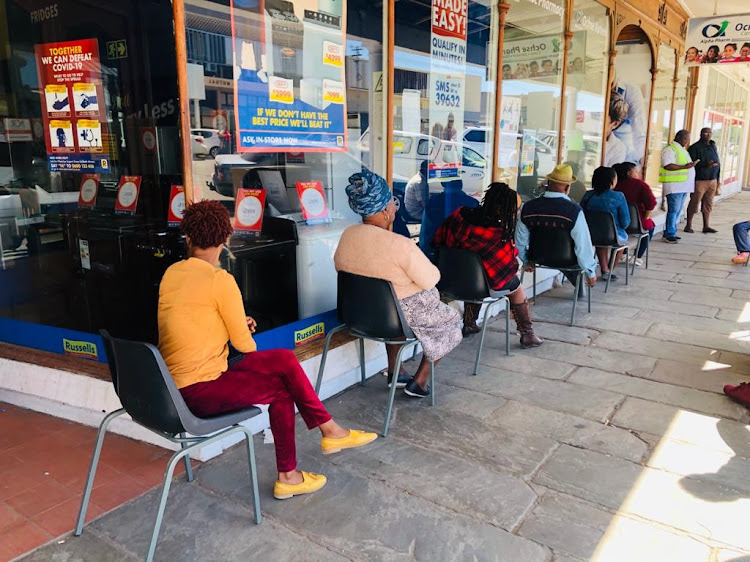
627, 255, 643, 267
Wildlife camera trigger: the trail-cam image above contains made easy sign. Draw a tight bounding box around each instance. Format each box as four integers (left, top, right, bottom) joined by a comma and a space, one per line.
432, 0, 468, 40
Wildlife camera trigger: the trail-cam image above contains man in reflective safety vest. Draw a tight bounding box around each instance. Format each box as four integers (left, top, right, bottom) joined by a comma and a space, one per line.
659, 130, 698, 243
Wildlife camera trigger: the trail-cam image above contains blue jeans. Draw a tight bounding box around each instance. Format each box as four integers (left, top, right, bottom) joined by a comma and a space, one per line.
733, 222, 750, 253
665, 193, 688, 238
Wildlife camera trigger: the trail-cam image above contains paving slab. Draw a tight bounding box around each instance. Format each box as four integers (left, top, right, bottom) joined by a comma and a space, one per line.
646, 323, 750, 355
197, 443, 552, 562
627, 358, 749, 394
447, 341, 576, 380
634, 313, 745, 336
611, 397, 750, 455
519, 340, 657, 375
568, 367, 749, 421
518, 491, 711, 562
21, 531, 139, 562
592, 331, 722, 365
442, 359, 625, 421
489, 321, 600, 346
488, 401, 647, 463
677, 274, 750, 291
533, 445, 750, 551
323, 381, 559, 478
92, 481, 349, 561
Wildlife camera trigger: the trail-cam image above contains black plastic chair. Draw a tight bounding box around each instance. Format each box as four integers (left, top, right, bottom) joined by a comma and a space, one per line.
626, 203, 650, 275
76, 331, 262, 562
436, 247, 510, 375
314, 272, 434, 437
522, 228, 591, 326
584, 210, 630, 293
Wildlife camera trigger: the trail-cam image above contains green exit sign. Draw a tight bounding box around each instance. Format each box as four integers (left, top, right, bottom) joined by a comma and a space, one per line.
106, 40, 127, 60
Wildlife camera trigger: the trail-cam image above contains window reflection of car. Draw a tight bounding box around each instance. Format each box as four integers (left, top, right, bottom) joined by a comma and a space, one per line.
191, 128, 221, 158
357, 129, 488, 199
191, 134, 210, 159
462, 126, 555, 180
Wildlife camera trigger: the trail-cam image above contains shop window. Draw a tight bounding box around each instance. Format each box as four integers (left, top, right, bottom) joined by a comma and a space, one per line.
0, 0, 183, 354
391, 0, 500, 258
502, 0, 565, 201
186, 0, 385, 341
672, 61, 688, 133
561, 0, 608, 192
611, 27, 652, 182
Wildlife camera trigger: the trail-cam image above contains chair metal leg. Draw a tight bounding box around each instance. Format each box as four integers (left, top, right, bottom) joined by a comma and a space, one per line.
605, 249, 616, 293
588, 277, 592, 313
624, 247, 629, 286
645, 243, 649, 269
315, 324, 346, 394
240, 427, 262, 525
474, 301, 494, 376
429, 361, 435, 407
146, 426, 260, 561
504, 297, 510, 356
570, 272, 581, 326
75, 408, 126, 536
632, 239, 641, 277
180, 434, 194, 482
359, 338, 366, 387
382, 343, 413, 437
532, 267, 537, 304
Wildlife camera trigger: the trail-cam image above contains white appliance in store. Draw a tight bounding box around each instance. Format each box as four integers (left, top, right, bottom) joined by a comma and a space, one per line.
283, 211, 359, 318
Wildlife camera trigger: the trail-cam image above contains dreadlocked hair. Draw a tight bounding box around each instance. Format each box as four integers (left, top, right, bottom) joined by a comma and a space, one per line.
180, 200, 234, 249
466, 182, 518, 242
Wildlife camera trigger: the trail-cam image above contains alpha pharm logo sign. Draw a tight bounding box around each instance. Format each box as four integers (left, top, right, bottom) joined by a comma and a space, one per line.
63, 338, 99, 360
702, 20, 729, 39
685, 13, 750, 66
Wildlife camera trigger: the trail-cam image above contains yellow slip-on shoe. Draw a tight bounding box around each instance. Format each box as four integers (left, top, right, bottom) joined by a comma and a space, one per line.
321, 429, 378, 455
273, 471, 327, 500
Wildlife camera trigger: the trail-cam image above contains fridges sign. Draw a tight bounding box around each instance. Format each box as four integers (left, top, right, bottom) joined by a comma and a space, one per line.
230, 0, 348, 152
685, 14, 750, 65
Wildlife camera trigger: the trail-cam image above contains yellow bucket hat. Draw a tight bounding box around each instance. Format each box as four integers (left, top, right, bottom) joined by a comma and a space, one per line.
545, 163, 577, 185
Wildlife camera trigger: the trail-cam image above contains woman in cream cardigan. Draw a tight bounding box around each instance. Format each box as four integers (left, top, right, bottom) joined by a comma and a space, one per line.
334, 170, 462, 399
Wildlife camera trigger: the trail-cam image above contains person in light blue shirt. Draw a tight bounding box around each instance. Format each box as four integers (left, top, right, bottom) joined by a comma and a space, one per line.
516, 164, 598, 297
580, 166, 630, 281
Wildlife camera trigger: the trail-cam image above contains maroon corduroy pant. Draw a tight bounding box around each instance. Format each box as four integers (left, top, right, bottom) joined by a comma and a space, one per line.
179, 349, 331, 472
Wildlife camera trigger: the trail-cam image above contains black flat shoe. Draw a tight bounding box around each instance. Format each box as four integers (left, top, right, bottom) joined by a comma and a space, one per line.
404, 380, 430, 398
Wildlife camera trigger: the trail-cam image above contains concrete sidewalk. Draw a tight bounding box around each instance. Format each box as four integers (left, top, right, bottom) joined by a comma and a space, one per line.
23, 194, 750, 562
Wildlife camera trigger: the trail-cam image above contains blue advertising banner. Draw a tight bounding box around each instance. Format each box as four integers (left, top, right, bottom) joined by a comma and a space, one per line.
230, 0, 348, 152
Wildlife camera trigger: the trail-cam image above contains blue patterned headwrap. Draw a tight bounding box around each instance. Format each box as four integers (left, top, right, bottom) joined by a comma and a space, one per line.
345, 169, 392, 217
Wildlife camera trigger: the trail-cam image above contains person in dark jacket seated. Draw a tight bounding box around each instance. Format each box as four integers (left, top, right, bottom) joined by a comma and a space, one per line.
432, 182, 543, 348
418, 178, 479, 261
515, 164, 598, 297
580, 166, 630, 281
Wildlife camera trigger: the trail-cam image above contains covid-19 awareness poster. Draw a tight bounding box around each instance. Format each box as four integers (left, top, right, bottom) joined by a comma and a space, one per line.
35, 39, 110, 173
230, 0, 348, 152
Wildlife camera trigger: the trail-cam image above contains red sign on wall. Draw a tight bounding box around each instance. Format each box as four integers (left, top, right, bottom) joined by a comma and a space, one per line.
34, 39, 109, 172
233, 189, 266, 233
114, 176, 142, 214
78, 173, 99, 208
167, 185, 185, 225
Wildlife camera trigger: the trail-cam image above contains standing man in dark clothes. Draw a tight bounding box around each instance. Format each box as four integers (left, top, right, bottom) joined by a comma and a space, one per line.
686, 128, 721, 233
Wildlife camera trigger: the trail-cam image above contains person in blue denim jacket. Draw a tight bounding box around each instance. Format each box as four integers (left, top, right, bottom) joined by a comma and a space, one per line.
581, 167, 630, 281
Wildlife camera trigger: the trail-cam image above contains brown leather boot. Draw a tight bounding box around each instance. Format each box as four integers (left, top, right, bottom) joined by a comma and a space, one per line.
462, 302, 482, 337
511, 300, 544, 348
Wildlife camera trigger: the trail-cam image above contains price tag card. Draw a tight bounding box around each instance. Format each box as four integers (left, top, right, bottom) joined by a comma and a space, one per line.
167, 185, 185, 225
233, 188, 266, 232
114, 175, 142, 214
295, 181, 330, 224
78, 173, 99, 208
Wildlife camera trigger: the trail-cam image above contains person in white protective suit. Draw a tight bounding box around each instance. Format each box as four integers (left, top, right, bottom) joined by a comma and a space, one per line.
611, 65, 648, 165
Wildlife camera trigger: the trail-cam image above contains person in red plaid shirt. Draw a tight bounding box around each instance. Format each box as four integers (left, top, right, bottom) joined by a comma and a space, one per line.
432, 182, 543, 348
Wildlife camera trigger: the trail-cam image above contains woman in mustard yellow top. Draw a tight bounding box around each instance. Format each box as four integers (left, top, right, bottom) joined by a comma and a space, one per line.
158, 201, 376, 500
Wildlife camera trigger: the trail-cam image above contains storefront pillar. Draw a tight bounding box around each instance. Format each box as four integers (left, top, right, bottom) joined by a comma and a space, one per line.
642, 65, 659, 178
173, 0, 194, 203
601, 46, 616, 166
491, 1, 511, 183
556, 0, 574, 165
686, 67, 699, 134
385, 0, 395, 186
667, 49, 680, 140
